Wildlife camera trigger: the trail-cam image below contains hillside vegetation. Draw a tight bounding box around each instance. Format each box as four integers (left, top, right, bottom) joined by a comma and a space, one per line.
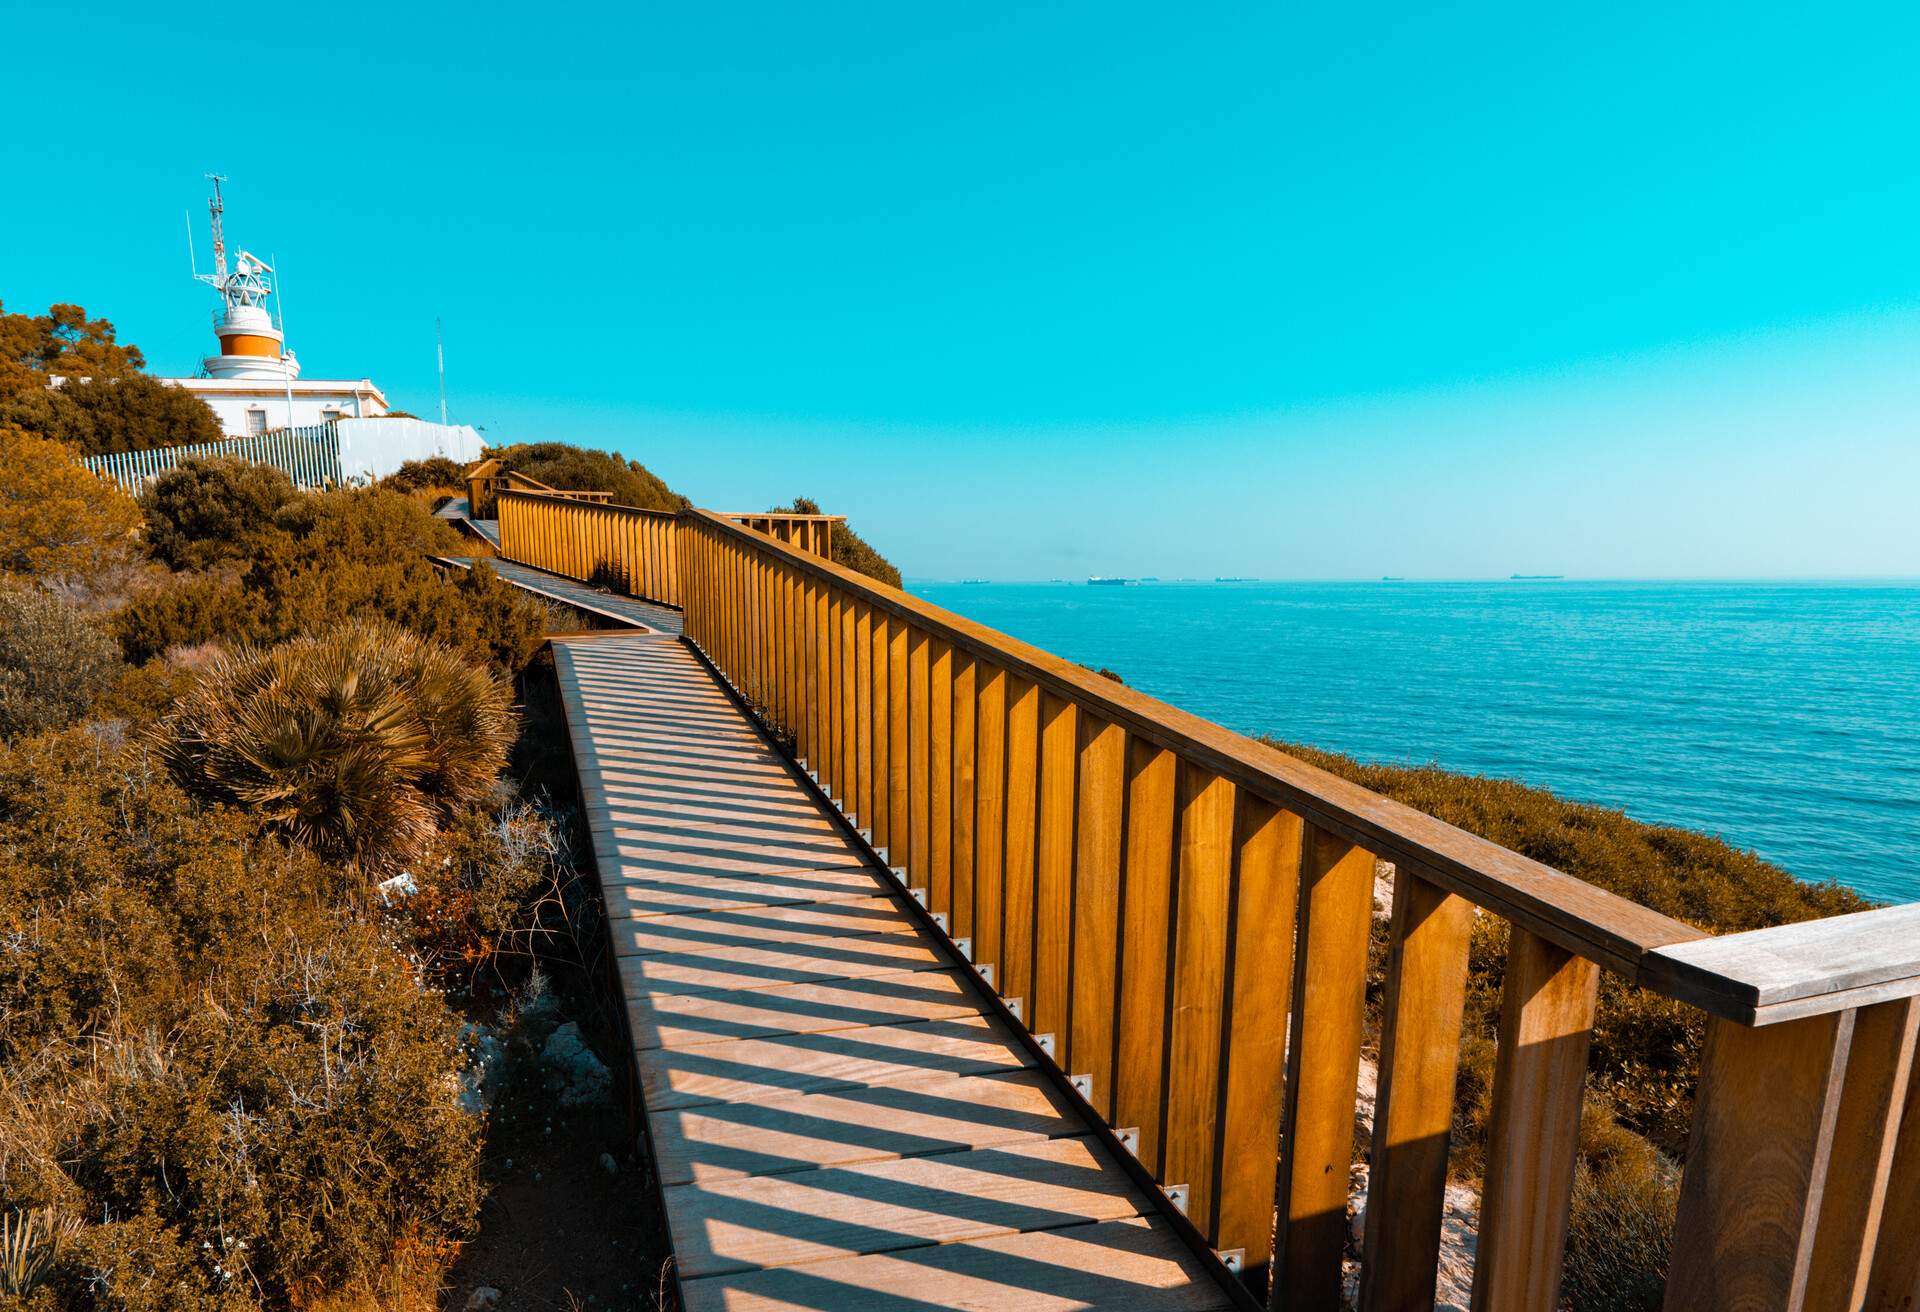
0, 437, 569, 1306
471, 442, 906, 588
1, 301, 222, 455
481, 441, 686, 514
769, 495, 903, 588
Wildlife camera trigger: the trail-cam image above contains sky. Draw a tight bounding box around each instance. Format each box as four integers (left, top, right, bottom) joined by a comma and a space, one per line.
4, 3, 1918, 580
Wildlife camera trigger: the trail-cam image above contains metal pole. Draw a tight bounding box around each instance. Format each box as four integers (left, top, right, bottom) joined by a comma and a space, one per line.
437, 318, 448, 425
275, 251, 297, 432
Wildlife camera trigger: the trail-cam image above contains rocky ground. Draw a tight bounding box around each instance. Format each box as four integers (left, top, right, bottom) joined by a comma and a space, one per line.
445, 983, 675, 1311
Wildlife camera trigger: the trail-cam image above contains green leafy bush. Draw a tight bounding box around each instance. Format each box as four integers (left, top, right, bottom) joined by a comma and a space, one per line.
139, 458, 299, 571
117, 486, 547, 674
771, 496, 902, 587
0, 424, 144, 592
0, 586, 123, 740
481, 441, 686, 514
0, 300, 223, 456
379, 455, 466, 494
155, 621, 514, 872
0, 730, 482, 1309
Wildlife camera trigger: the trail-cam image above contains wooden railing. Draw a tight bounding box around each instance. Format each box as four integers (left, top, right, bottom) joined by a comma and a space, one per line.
498, 490, 681, 606
666, 507, 1920, 1312
718, 511, 843, 560
465, 459, 615, 518
495, 492, 843, 611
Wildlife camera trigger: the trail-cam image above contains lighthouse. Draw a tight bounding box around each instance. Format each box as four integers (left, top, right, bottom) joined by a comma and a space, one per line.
126, 174, 484, 483
195, 176, 300, 381
164, 176, 390, 436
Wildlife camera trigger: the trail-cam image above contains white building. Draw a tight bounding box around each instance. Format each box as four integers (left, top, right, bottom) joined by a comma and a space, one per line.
161, 178, 396, 437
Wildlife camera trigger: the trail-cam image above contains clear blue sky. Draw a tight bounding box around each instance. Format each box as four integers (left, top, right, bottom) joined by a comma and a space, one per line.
6, 3, 1917, 580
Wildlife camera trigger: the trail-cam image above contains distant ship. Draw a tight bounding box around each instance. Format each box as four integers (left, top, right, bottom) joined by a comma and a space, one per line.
1510, 574, 1565, 581
959, 578, 990, 585
1382, 575, 1405, 581
1087, 576, 1131, 586
1215, 576, 1255, 583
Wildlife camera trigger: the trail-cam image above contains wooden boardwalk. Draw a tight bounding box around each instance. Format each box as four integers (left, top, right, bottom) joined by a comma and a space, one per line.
552, 634, 1235, 1312
438, 556, 685, 633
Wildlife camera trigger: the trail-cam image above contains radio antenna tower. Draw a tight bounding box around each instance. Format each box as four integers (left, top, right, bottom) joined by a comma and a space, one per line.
437, 318, 448, 424
206, 174, 228, 280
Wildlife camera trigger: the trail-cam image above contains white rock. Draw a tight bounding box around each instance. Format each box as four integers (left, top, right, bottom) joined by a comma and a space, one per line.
541, 1022, 613, 1107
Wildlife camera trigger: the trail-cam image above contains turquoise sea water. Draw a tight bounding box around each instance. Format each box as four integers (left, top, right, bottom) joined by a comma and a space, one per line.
909, 580, 1920, 905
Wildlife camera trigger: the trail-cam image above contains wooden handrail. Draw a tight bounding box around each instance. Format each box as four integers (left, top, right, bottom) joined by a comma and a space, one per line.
669, 505, 1919, 1311
497, 490, 681, 606
680, 509, 1704, 977
499, 492, 1920, 1308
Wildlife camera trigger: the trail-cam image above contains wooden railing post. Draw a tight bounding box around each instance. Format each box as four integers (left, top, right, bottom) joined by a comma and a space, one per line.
1471, 928, 1598, 1312
1867, 1030, 1920, 1309
1359, 868, 1474, 1312
1805, 997, 1918, 1310
1664, 1011, 1854, 1311
1275, 825, 1376, 1311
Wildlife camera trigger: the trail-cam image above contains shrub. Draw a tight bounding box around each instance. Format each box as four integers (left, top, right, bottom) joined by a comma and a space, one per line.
0, 586, 123, 740
140, 458, 299, 571
481, 441, 686, 514
0, 300, 222, 456
407, 799, 565, 988
0, 425, 143, 590
6, 374, 224, 456
118, 487, 548, 674
113, 569, 249, 664
771, 496, 903, 587
0, 731, 483, 1308
155, 621, 515, 871
1560, 1149, 1677, 1311
380, 456, 466, 494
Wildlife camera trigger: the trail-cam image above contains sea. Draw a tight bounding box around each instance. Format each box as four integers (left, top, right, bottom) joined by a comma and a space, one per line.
909, 579, 1920, 905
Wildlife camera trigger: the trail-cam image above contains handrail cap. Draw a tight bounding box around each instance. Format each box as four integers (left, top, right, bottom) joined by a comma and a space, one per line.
1643, 902, 1920, 1026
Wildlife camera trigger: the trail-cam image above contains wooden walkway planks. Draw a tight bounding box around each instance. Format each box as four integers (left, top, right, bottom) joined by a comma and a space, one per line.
552, 635, 1235, 1311
439, 555, 685, 632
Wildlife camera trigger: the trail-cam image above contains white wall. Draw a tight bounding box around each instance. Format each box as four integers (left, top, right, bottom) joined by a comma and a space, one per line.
197, 392, 386, 437
334, 418, 485, 484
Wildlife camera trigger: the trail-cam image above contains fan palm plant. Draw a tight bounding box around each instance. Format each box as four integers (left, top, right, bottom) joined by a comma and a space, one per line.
157, 620, 514, 870
0, 1208, 80, 1297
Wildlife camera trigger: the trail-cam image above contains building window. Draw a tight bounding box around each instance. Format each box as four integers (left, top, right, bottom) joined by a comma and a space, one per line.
246, 408, 268, 436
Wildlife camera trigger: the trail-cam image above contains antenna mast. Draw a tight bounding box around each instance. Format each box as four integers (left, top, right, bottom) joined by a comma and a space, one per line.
437, 318, 448, 425
206, 174, 228, 279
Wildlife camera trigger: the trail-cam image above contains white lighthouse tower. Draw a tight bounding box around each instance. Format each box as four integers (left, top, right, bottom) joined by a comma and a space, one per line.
166, 176, 392, 437
194, 175, 300, 382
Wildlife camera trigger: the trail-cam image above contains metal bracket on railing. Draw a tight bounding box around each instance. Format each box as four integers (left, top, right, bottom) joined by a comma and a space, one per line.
976, 962, 994, 987
930, 911, 948, 932
1216, 1249, 1244, 1275
1115, 1127, 1140, 1155
1069, 1073, 1093, 1100
910, 887, 928, 908
1035, 1033, 1056, 1058
1165, 1184, 1190, 1215
874, 846, 888, 863
859, 828, 872, 843
954, 937, 972, 961
891, 867, 908, 885
1004, 995, 1022, 1021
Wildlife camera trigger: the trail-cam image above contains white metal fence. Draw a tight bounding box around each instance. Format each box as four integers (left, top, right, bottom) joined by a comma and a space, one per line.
80, 419, 484, 494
